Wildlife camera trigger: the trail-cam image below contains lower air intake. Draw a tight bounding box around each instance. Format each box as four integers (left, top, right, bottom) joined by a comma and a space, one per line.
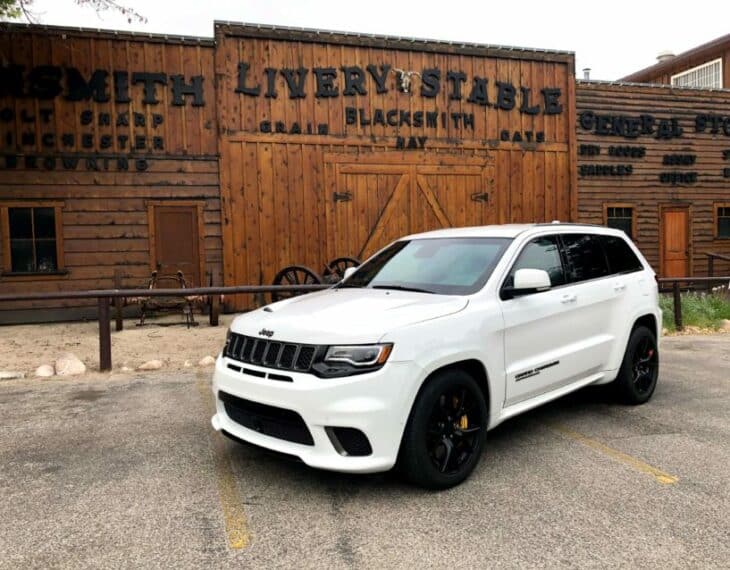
219, 391, 314, 446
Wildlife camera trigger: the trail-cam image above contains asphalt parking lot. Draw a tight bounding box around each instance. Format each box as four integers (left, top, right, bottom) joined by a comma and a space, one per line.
1, 335, 728, 569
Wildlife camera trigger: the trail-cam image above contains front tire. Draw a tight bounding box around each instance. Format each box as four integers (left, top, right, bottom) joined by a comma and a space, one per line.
397, 369, 488, 489
613, 326, 659, 405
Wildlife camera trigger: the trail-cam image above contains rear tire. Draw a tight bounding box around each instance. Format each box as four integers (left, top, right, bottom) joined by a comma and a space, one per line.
397, 369, 488, 489
613, 326, 659, 405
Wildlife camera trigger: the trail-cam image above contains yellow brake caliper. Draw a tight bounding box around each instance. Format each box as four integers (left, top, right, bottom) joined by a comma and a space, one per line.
453, 395, 469, 430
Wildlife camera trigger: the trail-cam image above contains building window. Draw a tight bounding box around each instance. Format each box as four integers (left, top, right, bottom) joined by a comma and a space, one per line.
1, 203, 65, 274
671, 58, 722, 89
605, 205, 635, 239
717, 205, 730, 239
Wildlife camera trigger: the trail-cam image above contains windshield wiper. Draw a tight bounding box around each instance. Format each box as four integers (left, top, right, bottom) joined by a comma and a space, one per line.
371, 284, 435, 294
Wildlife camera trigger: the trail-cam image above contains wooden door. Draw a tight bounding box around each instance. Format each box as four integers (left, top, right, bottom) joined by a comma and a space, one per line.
661, 207, 690, 277
149, 202, 203, 286
328, 162, 493, 261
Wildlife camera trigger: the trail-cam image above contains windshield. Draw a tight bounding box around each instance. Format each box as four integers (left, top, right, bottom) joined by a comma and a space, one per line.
340, 237, 512, 295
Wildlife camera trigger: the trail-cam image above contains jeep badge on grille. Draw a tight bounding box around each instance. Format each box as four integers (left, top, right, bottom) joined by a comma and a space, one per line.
259, 328, 274, 338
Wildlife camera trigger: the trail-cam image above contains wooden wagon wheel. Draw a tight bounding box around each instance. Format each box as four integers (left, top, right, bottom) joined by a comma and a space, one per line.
322, 257, 361, 283
271, 265, 323, 302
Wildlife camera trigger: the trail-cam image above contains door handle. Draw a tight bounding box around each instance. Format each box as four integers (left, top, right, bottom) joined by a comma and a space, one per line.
614, 283, 627, 292
561, 294, 577, 304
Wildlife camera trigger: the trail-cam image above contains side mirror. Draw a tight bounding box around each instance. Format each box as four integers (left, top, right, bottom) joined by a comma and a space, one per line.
512, 268, 551, 294
343, 267, 357, 280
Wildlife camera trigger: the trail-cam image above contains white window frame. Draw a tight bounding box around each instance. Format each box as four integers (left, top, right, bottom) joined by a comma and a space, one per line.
671, 58, 723, 89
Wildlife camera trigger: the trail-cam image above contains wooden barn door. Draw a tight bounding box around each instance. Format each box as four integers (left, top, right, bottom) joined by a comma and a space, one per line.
328, 160, 494, 261
661, 206, 690, 278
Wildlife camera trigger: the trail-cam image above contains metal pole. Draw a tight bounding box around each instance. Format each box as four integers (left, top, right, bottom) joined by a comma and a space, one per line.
98, 296, 112, 371
673, 281, 683, 331
113, 269, 124, 331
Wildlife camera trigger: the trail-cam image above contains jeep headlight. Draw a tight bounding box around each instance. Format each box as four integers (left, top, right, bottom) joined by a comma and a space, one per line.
311, 343, 393, 378
324, 344, 393, 367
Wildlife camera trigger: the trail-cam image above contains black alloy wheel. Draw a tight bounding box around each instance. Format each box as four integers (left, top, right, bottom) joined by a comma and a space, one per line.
398, 369, 488, 489
614, 325, 659, 405
632, 335, 658, 396
426, 386, 484, 475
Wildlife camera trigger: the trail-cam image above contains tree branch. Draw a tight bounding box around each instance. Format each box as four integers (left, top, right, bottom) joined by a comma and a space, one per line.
18, 0, 36, 23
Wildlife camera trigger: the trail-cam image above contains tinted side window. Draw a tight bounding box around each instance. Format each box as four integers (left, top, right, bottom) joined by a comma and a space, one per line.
504, 236, 565, 288
560, 234, 609, 283
599, 235, 643, 274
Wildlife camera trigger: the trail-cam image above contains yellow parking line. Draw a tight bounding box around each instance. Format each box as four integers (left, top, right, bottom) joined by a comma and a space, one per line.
196, 374, 250, 549
550, 423, 679, 485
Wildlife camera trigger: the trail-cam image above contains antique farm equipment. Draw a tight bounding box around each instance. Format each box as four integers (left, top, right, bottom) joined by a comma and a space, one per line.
270, 257, 361, 302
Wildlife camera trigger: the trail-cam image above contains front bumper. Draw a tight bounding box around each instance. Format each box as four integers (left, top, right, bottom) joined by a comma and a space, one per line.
210, 355, 420, 473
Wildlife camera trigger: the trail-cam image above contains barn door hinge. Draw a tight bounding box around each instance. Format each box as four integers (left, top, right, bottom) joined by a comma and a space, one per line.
471, 192, 489, 203
333, 191, 353, 203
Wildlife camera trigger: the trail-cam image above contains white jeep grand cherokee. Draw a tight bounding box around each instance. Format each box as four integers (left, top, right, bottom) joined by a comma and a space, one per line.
210, 223, 661, 489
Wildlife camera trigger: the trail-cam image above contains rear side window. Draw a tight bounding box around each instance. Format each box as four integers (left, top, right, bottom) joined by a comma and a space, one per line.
560, 234, 609, 283
504, 235, 566, 288
599, 235, 644, 274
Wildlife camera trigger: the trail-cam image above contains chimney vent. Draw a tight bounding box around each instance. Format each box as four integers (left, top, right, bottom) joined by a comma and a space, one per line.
582, 68, 591, 80
656, 50, 675, 63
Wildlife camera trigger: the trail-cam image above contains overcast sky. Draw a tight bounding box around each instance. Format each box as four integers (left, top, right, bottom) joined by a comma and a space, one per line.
10, 0, 730, 80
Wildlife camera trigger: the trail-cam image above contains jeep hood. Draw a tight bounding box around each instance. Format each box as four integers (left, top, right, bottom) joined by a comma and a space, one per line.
230, 288, 468, 344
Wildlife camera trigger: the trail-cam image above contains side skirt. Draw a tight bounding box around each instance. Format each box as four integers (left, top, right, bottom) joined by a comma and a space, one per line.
494, 372, 606, 427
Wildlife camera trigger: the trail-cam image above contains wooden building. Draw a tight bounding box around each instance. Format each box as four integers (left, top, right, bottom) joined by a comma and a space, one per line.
3, 21, 729, 323
215, 23, 577, 310
621, 34, 730, 89
576, 81, 730, 277
0, 24, 221, 322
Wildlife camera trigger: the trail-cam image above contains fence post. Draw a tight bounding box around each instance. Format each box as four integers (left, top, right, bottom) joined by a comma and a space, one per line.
98, 297, 112, 371
209, 293, 220, 326
673, 281, 683, 331
113, 269, 124, 331
706, 256, 714, 292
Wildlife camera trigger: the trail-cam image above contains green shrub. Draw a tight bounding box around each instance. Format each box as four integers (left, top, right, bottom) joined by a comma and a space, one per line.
659, 291, 730, 332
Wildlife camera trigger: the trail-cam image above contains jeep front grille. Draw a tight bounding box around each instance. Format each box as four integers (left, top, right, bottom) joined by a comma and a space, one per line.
225, 332, 319, 372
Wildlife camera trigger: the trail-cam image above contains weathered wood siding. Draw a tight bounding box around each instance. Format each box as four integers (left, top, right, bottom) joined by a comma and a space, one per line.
0, 26, 220, 322
216, 24, 576, 309
576, 81, 730, 276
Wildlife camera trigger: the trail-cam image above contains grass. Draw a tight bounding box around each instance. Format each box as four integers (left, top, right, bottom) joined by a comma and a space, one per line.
659, 291, 730, 332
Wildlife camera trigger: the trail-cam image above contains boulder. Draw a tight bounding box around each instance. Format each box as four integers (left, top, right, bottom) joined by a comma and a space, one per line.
183, 360, 193, 368
137, 359, 163, 371
120, 366, 133, 373
198, 355, 216, 367
721, 319, 730, 332
54, 353, 86, 376
34, 364, 55, 378
0, 370, 25, 381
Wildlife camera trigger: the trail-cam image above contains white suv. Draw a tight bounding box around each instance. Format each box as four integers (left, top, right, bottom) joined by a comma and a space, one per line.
210, 224, 661, 489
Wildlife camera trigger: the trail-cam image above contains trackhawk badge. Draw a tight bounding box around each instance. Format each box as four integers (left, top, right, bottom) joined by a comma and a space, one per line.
259, 328, 274, 338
